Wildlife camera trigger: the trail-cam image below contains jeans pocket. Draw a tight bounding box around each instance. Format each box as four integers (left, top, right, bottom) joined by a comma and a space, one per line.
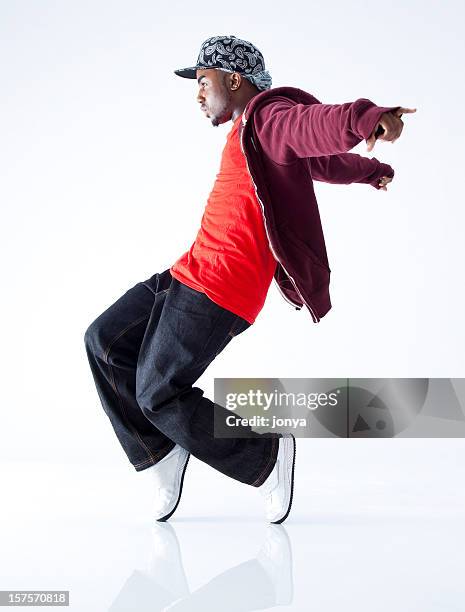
157, 269, 173, 293
228, 316, 251, 338
213, 315, 251, 358
141, 269, 173, 296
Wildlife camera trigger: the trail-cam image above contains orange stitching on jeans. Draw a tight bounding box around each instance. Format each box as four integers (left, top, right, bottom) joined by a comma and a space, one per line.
107, 354, 160, 465
103, 314, 149, 362
104, 313, 161, 465
133, 457, 154, 468
250, 436, 278, 487
213, 316, 239, 357
133, 441, 175, 468
228, 317, 241, 337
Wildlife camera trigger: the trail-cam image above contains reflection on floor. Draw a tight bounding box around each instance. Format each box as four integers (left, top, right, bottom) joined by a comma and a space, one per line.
110, 523, 291, 611
1, 454, 464, 611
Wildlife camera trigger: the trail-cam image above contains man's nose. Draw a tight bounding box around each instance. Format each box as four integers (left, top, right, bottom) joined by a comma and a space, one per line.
196, 90, 204, 103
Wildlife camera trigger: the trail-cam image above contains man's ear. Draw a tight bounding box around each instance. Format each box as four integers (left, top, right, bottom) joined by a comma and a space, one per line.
229, 72, 241, 91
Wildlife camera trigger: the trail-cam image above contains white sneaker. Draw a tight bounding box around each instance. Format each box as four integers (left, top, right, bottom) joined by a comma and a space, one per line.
258, 434, 295, 524
145, 444, 190, 522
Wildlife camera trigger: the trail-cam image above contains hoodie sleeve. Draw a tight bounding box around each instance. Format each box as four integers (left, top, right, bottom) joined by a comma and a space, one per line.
254, 98, 401, 164
309, 152, 395, 189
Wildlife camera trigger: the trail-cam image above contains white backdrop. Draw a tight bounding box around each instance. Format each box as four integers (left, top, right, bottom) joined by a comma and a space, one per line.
1, 1, 464, 493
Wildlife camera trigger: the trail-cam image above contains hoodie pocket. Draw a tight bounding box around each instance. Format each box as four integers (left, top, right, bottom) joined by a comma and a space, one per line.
281, 227, 331, 293
282, 227, 330, 272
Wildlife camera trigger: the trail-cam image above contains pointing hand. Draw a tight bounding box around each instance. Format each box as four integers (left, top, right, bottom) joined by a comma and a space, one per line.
366, 107, 417, 152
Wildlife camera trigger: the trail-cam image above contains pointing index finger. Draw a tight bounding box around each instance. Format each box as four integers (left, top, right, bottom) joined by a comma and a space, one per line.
396, 107, 417, 117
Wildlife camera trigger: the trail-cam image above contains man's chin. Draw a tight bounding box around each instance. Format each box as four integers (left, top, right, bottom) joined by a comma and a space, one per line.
210, 114, 230, 127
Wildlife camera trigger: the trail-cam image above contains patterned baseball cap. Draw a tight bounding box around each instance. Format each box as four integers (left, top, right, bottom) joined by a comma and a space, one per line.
174, 35, 272, 92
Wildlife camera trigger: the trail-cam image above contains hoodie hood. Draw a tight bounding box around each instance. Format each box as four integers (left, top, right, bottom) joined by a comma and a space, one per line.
242, 86, 322, 125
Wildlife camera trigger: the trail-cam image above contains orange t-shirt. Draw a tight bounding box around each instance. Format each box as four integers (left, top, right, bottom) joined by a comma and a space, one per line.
170, 113, 277, 324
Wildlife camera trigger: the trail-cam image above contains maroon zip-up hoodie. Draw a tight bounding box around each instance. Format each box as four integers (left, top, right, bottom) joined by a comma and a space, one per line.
238, 86, 399, 323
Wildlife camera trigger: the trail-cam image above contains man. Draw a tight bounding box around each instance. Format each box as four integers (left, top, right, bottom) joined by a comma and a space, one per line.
84, 35, 416, 524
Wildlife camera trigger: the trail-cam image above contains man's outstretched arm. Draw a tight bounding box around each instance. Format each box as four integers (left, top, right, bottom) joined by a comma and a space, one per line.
309, 152, 395, 190
254, 98, 416, 164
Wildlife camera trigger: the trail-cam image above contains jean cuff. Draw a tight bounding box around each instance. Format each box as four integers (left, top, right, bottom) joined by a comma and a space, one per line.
132, 439, 177, 472
250, 434, 281, 487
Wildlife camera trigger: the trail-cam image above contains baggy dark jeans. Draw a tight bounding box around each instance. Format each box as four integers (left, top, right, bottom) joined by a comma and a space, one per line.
84, 268, 280, 487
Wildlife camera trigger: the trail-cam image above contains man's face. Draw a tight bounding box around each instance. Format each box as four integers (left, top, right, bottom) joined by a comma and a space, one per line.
196, 68, 233, 127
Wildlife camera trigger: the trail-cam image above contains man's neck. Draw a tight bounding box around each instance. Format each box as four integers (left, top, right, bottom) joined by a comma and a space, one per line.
231, 95, 256, 122
231, 107, 245, 123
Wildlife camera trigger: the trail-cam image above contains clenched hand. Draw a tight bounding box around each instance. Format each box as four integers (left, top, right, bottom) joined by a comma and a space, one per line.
378, 176, 393, 191
367, 107, 417, 152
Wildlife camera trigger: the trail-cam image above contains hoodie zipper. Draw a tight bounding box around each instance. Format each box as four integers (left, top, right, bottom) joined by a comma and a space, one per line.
240, 114, 320, 323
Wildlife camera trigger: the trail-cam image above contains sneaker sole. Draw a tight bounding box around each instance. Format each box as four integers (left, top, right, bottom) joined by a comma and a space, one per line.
271, 434, 296, 525
156, 453, 190, 522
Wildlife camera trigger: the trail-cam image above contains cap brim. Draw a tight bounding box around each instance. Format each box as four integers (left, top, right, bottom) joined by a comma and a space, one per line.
173, 67, 200, 79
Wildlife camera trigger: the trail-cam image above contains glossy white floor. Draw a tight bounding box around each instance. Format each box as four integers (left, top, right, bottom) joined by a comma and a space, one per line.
1, 440, 464, 611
